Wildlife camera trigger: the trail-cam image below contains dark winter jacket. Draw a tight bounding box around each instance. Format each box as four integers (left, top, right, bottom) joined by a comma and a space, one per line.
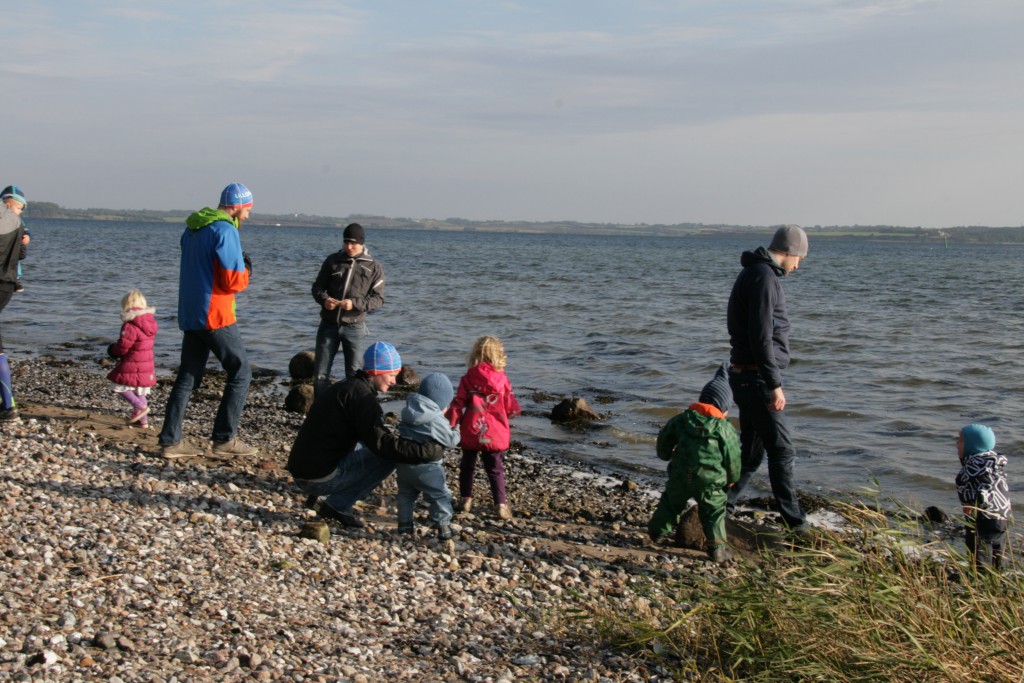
106, 307, 158, 388
288, 372, 444, 480
0, 205, 25, 294
311, 250, 384, 325
727, 246, 791, 389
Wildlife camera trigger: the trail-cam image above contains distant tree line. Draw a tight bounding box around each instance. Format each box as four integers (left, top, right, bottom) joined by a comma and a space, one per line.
21, 201, 1024, 241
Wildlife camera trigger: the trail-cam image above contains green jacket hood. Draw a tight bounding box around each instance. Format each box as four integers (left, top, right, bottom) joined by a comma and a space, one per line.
186, 207, 238, 231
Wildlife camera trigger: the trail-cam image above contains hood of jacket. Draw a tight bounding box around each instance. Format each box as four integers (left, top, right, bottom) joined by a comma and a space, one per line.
462, 361, 506, 392
123, 309, 158, 337
739, 246, 784, 276
121, 306, 157, 323
679, 405, 732, 439
399, 393, 459, 448
186, 207, 238, 231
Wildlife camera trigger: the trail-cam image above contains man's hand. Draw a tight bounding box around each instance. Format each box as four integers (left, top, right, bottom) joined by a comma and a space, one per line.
770, 386, 786, 411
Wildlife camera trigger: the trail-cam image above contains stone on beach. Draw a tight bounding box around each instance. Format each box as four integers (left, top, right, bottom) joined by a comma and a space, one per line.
287, 351, 315, 380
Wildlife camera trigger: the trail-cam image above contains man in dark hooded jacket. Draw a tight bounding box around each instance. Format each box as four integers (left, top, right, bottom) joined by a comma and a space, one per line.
725, 225, 809, 532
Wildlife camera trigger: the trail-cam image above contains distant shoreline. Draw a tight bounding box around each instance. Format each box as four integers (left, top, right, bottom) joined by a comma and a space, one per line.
21, 211, 1024, 242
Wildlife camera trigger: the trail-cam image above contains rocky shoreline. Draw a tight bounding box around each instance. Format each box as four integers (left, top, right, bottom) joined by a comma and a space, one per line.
2, 354, 840, 681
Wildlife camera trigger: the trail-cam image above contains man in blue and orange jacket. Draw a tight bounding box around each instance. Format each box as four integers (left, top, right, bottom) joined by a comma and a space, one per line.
158, 183, 258, 458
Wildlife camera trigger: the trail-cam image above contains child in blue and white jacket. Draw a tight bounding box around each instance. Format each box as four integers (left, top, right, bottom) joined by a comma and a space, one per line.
955, 424, 1011, 570
396, 373, 460, 539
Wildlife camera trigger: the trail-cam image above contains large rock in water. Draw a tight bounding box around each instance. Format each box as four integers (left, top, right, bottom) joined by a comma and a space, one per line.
288, 352, 315, 380
550, 397, 601, 423
396, 365, 420, 387
285, 385, 315, 414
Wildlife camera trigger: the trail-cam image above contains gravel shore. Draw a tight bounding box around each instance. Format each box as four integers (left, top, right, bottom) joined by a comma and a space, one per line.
1, 355, 773, 682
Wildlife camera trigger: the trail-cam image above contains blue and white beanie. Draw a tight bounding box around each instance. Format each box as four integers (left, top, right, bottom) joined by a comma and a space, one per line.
219, 183, 253, 208
362, 341, 402, 375
1, 185, 26, 207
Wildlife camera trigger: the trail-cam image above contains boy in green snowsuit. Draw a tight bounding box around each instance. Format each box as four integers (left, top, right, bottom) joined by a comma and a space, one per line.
648, 363, 741, 563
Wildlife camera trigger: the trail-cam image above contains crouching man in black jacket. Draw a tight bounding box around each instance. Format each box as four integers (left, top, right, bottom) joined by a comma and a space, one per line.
289, 341, 443, 528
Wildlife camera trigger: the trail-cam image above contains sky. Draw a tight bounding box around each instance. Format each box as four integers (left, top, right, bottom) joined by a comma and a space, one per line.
4, 0, 1024, 228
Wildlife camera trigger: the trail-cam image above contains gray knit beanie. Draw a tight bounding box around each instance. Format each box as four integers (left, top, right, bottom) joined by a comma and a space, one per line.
768, 225, 809, 257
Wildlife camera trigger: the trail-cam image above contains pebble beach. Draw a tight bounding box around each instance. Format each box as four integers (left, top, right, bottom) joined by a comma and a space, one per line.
0, 355, 771, 682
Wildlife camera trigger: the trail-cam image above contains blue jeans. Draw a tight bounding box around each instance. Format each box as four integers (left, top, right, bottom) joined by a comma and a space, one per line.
158, 325, 252, 446
293, 445, 396, 514
313, 320, 367, 398
396, 461, 453, 528
726, 370, 806, 528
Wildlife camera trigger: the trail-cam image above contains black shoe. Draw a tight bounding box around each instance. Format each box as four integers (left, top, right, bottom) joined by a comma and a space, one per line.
437, 525, 455, 540
0, 407, 20, 423
397, 523, 415, 535
13, 282, 24, 293
317, 501, 365, 528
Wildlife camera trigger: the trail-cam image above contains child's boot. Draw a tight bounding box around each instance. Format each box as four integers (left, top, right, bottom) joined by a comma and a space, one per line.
710, 545, 735, 564
397, 522, 414, 535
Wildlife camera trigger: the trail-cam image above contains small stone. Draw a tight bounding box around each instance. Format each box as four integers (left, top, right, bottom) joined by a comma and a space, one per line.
299, 521, 331, 544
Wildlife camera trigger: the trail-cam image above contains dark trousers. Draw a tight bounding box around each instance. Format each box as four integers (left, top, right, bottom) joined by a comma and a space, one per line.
726, 370, 806, 528
966, 515, 1007, 570
458, 449, 508, 504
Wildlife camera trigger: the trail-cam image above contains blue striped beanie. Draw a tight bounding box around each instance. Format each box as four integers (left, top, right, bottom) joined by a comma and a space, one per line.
219, 183, 253, 208
362, 342, 402, 374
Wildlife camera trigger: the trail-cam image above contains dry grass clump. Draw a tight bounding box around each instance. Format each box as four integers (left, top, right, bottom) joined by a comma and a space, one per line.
594, 502, 1023, 682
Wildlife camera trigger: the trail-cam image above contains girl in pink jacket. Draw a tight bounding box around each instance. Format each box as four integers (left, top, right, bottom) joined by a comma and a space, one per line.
107, 290, 158, 428
448, 336, 521, 519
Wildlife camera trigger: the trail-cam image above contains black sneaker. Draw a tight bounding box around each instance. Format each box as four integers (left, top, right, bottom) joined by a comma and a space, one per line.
437, 525, 455, 540
0, 407, 19, 422
397, 523, 415, 535
13, 282, 24, 293
317, 500, 365, 528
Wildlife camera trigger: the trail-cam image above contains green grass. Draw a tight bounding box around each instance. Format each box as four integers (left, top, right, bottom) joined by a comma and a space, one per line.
585, 502, 1023, 682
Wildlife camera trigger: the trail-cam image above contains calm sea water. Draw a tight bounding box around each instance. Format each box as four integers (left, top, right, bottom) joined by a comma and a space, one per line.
6, 219, 1022, 512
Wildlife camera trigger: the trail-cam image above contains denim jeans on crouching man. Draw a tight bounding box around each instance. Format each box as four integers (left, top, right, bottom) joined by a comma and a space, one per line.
158, 325, 252, 446
313, 320, 367, 398
293, 445, 397, 515
726, 369, 806, 529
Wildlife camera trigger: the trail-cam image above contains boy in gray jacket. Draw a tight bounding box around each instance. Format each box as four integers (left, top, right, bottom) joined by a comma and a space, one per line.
396, 373, 460, 539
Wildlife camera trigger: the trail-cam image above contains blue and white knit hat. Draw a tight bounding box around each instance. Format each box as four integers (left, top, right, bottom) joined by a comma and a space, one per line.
219, 183, 253, 208
362, 341, 402, 375
1, 185, 26, 206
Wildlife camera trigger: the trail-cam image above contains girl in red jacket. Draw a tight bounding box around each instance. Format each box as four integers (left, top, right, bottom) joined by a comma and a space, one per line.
107, 290, 158, 428
448, 336, 521, 519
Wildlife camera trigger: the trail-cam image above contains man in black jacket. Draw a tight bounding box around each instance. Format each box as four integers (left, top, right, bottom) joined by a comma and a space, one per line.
288, 341, 443, 528
725, 225, 809, 532
310, 223, 385, 399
